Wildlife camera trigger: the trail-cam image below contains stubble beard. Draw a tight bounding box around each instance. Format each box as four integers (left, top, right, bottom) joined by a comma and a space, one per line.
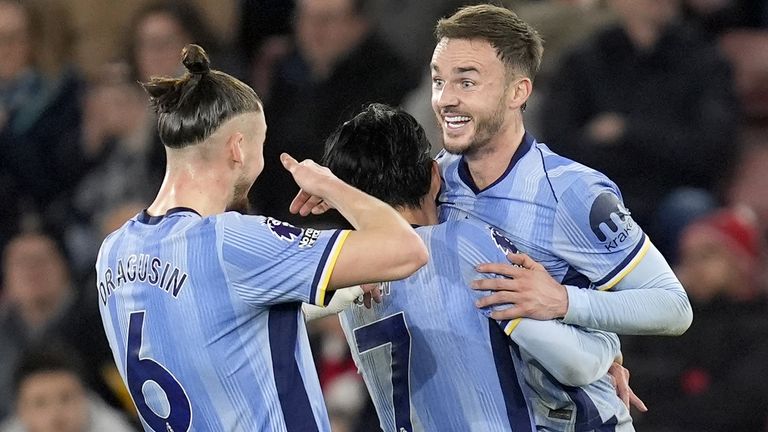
439, 95, 507, 157
227, 176, 252, 214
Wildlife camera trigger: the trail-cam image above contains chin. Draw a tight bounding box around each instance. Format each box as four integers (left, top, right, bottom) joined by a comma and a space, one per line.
442, 135, 474, 155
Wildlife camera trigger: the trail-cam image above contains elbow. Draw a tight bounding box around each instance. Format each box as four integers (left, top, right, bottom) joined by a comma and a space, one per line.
390, 231, 429, 280
667, 297, 693, 336
551, 359, 604, 387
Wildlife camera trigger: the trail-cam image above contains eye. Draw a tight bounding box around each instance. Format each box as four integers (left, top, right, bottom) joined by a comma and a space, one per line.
432, 78, 444, 89
461, 80, 475, 89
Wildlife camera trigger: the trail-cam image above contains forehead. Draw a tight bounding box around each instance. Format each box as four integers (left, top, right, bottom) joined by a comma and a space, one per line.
431, 38, 502, 74
298, 0, 353, 14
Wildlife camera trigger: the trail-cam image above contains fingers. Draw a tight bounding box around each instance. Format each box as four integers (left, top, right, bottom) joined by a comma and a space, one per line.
475, 291, 517, 308
298, 195, 324, 216
506, 252, 545, 271
489, 307, 525, 321
363, 292, 372, 309
472, 277, 520, 292
371, 286, 383, 304
280, 153, 298, 172
475, 263, 527, 278
629, 390, 648, 412
311, 201, 330, 215
289, 190, 311, 214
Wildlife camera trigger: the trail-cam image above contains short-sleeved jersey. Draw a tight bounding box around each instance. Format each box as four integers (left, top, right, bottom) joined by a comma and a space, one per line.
438, 132, 650, 293
96, 208, 349, 432
438, 133, 637, 431
340, 220, 535, 432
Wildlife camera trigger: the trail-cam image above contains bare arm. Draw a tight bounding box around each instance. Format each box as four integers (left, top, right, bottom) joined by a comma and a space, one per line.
282, 153, 428, 290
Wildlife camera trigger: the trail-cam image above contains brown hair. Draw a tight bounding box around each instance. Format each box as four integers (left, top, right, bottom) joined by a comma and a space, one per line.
141, 44, 263, 149
435, 4, 543, 81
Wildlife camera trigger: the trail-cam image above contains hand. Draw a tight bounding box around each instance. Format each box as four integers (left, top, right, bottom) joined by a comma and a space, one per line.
608, 362, 648, 412
302, 285, 364, 321
281, 153, 338, 216
472, 253, 569, 320
586, 112, 625, 146
360, 283, 383, 309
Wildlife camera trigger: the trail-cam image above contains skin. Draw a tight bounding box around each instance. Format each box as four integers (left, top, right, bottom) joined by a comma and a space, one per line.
134, 12, 190, 81
16, 372, 89, 432
0, 1, 31, 82
2, 234, 71, 329
430, 36, 646, 411
295, 0, 369, 79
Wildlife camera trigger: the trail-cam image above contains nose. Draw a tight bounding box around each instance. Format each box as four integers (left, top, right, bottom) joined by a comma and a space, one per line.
434, 84, 459, 111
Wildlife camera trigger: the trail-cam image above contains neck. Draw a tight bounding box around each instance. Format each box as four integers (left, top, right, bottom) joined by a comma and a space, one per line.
397, 199, 439, 227
465, 119, 525, 191
148, 158, 232, 217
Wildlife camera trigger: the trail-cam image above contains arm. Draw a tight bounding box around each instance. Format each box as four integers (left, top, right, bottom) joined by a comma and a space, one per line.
562, 242, 692, 335
282, 153, 428, 289
504, 317, 620, 387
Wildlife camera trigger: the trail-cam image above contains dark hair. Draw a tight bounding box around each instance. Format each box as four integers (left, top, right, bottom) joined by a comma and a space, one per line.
12, 344, 85, 397
322, 103, 432, 209
435, 4, 543, 81
141, 44, 263, 149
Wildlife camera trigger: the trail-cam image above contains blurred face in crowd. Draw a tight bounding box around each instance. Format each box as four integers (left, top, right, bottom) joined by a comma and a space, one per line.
609, 0, 680, 28
135, 12, 190, 81
16, 371, 88, 432
0, 1, 32, 81
3, 234, 70, 320
431, 38, 512, 155
295, 0, 369, 76
676, 234, 733, 302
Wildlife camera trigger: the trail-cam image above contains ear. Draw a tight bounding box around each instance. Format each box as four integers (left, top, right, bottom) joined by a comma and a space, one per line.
227, 132, 245, 166
429, 160, 442, 201
508, 77, 533, 111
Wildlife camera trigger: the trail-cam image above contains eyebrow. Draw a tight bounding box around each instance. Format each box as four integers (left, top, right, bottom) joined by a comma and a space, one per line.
455, 66, 479, 74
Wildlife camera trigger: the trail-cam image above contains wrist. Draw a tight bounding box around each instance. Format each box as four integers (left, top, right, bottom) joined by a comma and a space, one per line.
556, 284, 569, 318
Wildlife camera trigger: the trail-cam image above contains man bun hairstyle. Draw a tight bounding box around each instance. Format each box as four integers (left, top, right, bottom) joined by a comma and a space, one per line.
322, 103, 433, 209
141, 44, 262, 149
435, 4, 543, 81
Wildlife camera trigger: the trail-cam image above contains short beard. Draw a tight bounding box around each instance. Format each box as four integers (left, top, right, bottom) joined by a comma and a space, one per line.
227, 176, 252, 214
441, 94, 507, 157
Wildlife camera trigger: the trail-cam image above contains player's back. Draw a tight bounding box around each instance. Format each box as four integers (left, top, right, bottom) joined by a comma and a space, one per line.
340, 220, 535, 432
97, 208, 339, 432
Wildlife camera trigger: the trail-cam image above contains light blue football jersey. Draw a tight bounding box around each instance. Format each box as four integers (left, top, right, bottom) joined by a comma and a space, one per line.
438, 132, 649, 292
339, 220, 624, 432
438, 133, 638, 431
96, 208, 350, 432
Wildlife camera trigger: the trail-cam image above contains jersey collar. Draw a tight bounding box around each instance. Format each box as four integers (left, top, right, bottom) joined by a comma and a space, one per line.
457, 132, 535, 195
136, 207, 202, 225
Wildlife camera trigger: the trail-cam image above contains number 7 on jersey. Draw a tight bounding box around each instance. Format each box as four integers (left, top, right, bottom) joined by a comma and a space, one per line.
354, 312, 414, 432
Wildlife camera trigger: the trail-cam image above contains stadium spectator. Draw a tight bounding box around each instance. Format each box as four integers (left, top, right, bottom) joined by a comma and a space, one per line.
0, 0, 87, 258
540, 0, 739, 254
249, 0, 419, 226
621, 207, 768, 430
0, 345, 134, 432
0, 232, 118, 420
66, 1, 224, 279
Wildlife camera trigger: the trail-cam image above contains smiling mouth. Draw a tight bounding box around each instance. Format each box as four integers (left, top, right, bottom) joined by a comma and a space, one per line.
443, 115, 472, 130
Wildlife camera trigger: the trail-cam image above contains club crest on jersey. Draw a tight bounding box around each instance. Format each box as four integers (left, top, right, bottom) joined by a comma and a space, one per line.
589, 192, 635, 250
490, 227, 518, 255
264, 217, 303, 242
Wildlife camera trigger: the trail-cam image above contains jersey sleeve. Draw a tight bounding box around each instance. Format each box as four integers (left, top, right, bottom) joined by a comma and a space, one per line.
458, 222, 620, 387
552, 173, 651, 290
219, 213, 350, 307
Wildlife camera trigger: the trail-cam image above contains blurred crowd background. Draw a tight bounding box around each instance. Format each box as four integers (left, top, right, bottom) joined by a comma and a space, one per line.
0, 0, 766, 431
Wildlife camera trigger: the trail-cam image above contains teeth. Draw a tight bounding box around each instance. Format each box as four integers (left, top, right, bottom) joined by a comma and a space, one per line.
445, 116, 471, 122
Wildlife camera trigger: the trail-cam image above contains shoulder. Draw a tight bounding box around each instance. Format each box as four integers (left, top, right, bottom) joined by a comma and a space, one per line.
436, 149, 461, 173
532, 142, 620, 202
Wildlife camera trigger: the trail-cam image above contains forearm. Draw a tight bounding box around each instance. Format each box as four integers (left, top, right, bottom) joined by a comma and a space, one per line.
321, 182, 428, 289
508, 319, 619, 387
563, 245, 693, 335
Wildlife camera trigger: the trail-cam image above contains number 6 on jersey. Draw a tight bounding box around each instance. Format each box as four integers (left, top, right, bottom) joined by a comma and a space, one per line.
127, 311, 192, 432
